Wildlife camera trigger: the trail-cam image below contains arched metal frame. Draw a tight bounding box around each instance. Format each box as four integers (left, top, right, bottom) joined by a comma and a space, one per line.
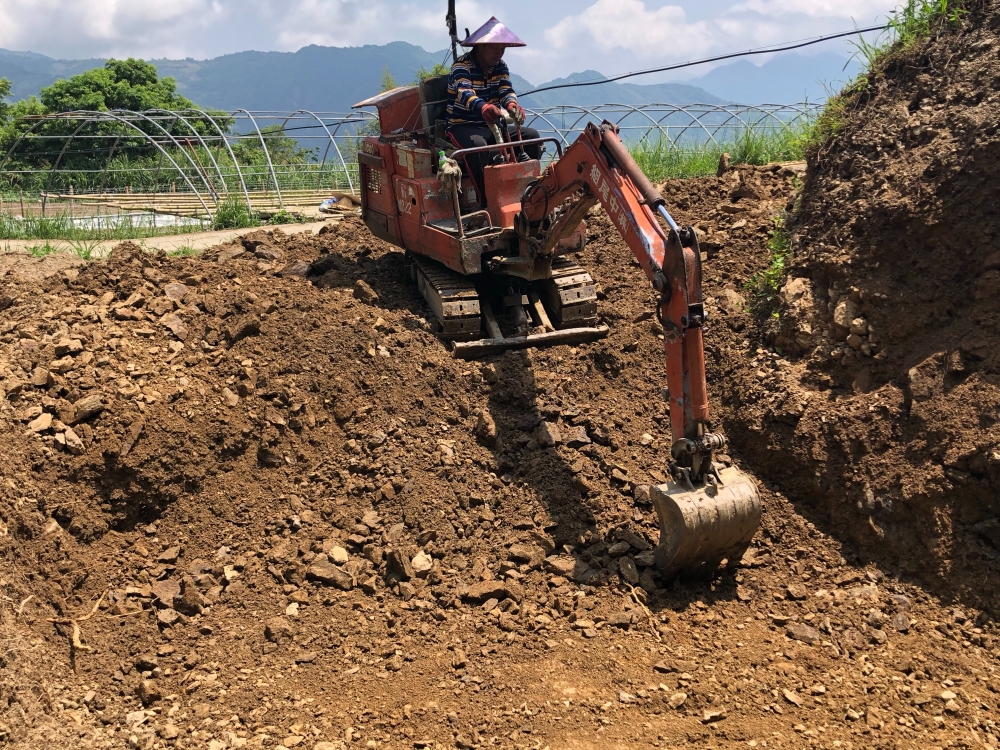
0, 104, 818, 222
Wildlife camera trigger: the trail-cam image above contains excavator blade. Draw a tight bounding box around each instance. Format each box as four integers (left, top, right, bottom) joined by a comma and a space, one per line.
452, 324, 609, 359
650, 466, 762, 577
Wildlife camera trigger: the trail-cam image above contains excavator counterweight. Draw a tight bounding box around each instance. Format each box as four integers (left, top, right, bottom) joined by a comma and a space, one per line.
347, 63, 761, 576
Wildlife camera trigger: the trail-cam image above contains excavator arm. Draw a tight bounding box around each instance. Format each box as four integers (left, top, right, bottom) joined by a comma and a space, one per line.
517, 121, 715, 482
514, 121, 762, 575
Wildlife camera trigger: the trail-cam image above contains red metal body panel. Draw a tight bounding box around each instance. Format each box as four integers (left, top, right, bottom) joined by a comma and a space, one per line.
483, 160, 540, 228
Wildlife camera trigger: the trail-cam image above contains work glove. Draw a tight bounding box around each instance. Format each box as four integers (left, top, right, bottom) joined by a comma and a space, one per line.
481, 103, 503, 125
506, 102, 526, 126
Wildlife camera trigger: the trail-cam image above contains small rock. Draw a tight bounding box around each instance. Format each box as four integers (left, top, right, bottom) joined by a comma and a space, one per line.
783, 689, 803, 707
54, 338, 84, 357
133, 654, 158, 672
702, 710, 727, 724
160, 313, 188, 340
328, 546, 349, 565
157, 546, 182, 564
386, 550, 414, 582
786, 583, 809, 600
151, 579, 181, 606
537, 421, 561, 447
475, 411, 497, 447
480, 363, 499, 384
294, 651, 317, 664
639, 433, 654, 446
940, 690, 957, 701
71, 394, 105, 424
890, 593, 912, 612
892, 612, 910, 633
452, 648, 468, 669
164, 282, 189, 301
411, 551, 434, 577
63, 427, 85, 455
464, 580, 510, 604
507, 543, 544, 568
173, 578, 207, 616
618, 556, 640, 585
618, 692, 636, 704
264, 617, 295, 644
135, 679, 161, 705
353, 279, 379, 304
307, 558, 354, 590
156, 609, 181, 628
28, 412, 53, 433
786, 622, 822, 646
158, 724, 180, 740
563, 425, 591, 449
668, 692, 687, 709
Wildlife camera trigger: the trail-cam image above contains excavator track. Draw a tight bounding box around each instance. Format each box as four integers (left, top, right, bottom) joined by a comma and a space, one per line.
542, 256, 599, 328
408, 253, 482, 341
407, 252, 608, 358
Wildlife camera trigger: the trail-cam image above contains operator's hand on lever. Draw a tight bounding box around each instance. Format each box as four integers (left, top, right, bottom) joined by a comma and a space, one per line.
481, 103, 503, 125
506, 102, 526, 127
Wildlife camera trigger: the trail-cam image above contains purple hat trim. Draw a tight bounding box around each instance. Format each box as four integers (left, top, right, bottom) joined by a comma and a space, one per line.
460, 17, 526, 47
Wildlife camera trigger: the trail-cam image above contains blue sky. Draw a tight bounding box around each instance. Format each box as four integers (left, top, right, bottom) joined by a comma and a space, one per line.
0, 0, 900, 83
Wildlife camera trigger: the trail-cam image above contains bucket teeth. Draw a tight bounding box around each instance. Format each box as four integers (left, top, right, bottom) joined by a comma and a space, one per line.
650, 466, 762, 577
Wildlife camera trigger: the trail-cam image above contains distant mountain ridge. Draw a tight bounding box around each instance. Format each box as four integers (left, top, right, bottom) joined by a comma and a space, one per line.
0, 43, 724, 114
0, 43, 856, 112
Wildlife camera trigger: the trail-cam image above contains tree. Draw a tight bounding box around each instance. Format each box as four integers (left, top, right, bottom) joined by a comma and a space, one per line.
0, 78, 11, 122
379, 66, 398, 93
39, 58, 195, 113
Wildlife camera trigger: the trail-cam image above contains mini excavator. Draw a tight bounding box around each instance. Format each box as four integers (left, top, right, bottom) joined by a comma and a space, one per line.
347, 5, 761, 576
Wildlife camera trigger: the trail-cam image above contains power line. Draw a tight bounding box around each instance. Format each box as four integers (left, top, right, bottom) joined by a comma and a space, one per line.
520, 24, 889, 97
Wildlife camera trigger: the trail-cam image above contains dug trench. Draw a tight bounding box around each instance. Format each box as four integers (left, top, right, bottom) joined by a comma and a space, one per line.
2, 156, 999, 749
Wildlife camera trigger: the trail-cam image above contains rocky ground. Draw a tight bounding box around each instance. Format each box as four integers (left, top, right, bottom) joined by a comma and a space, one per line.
0, 158, 998, 748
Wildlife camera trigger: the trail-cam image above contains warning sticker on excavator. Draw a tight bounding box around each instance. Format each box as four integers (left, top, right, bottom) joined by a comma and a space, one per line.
590, 165, 630, 238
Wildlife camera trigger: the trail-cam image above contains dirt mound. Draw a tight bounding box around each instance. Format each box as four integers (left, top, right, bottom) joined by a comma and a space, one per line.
714, 7, 1000, 608
2, 177, 1000, 748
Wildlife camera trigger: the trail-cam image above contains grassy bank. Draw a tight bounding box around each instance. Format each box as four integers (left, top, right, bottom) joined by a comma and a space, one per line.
0, 212, 211, 242
628, 124, 808, 182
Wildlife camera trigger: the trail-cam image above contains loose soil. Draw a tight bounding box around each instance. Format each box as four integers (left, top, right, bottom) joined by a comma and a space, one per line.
716, 2, 1000, 611
1, 171, 998, 748
3, 10, 1000, 745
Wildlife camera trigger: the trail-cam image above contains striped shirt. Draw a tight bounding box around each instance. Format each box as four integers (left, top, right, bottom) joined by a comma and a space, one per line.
446, 52, 518, 127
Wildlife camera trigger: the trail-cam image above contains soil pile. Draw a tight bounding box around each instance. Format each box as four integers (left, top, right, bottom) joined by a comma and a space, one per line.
1, 172, 999, 748
708, 5, 1000, 608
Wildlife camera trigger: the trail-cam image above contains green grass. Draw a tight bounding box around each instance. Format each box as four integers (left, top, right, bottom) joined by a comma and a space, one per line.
212, 195, 260, 230
629, 123, 807, 182
167, 246, 200, 257
745, 217, 791, 319
0, 211, 209, 241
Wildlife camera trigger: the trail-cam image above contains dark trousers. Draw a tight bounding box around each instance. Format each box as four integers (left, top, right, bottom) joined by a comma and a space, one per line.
447, 123, 541, 205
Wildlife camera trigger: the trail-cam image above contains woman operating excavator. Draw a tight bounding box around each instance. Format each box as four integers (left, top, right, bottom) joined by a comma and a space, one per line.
445, 17, 541, 204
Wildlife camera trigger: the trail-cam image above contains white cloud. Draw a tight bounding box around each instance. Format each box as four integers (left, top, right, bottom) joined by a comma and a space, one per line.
731, 0, 899, 18
545, 0, 714, 56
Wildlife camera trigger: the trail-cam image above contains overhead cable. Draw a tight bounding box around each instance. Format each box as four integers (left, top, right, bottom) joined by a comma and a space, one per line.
520, 24, 889, 97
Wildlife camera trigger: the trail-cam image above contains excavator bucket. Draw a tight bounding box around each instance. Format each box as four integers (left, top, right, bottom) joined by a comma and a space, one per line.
650, 466, 762, 577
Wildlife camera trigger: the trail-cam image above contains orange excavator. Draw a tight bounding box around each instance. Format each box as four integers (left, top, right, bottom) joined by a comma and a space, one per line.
349, 11, 761, 576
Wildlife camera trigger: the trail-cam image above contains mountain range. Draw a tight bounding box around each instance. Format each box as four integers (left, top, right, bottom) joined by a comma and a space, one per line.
0, 43, 854, 112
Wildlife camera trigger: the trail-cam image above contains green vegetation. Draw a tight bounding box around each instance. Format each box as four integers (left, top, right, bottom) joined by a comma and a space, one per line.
414, 64, 450, 83
0, 77, 11, 121
0, 211, 208, 241
379, 67, 399, 93
212, 195, 260, 230
800, 0, 967, 156
630, 122, 807, 182
745, 217, 791, 318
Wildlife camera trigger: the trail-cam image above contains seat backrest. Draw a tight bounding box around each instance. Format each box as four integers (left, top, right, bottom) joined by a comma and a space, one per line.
419, 75, 450, 133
